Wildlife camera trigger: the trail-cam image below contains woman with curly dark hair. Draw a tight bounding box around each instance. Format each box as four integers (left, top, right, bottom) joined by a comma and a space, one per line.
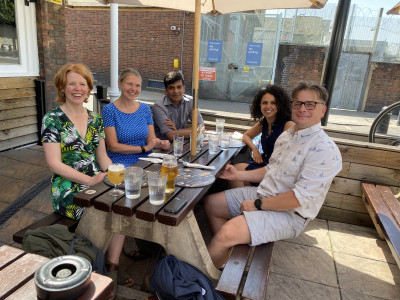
230, 84, 294, 188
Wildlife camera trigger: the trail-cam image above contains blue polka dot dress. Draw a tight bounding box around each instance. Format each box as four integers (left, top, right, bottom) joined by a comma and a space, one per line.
102, 102, 153, 167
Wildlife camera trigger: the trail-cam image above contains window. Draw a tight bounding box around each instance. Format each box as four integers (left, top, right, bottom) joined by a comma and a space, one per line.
0, 0, 38, 77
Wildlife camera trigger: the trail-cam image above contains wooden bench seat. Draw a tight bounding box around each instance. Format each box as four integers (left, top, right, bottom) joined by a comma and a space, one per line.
13, 211, 79, 244
216, 242, 274, 300
361, 183, 400, 269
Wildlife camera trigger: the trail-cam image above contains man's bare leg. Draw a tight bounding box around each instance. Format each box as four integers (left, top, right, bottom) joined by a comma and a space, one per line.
207, 215, 251, 269
204, 191, 231, 235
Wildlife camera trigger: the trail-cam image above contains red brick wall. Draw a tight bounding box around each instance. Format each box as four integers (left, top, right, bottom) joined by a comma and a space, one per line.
65, 8, 194, 92
364, 62, 400, 113
275, 44, 327, 94
36, 0, 67, 111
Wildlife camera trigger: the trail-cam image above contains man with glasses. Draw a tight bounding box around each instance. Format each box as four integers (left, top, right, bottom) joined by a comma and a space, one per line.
204, 82, 342, 269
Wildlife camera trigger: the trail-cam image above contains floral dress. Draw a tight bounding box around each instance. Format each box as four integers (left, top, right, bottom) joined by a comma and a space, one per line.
41, 107, 104, 220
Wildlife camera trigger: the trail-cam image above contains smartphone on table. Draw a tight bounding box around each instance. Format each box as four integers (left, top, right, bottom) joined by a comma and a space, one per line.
164, 197, 187, 214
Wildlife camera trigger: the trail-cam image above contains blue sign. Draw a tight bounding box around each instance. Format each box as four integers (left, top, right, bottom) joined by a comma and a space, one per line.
207, 40, 223, 63
245, 42, 263, 66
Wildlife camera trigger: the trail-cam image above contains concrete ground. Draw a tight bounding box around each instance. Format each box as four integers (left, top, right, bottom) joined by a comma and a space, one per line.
1, 93, 400, 299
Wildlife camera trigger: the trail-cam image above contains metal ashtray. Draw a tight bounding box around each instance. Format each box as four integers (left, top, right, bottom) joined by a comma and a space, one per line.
35, 255, 92, 300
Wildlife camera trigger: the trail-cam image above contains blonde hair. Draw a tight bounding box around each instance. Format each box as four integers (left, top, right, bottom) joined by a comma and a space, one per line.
54, 63, 94, 103
118, 68, 142, 84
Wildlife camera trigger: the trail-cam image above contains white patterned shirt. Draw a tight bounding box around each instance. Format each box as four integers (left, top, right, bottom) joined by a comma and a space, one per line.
257, 122, 342, 219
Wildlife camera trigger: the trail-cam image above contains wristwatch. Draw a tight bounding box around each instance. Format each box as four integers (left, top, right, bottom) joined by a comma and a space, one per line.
141, 145, 146, 153
254, 198, 263, 210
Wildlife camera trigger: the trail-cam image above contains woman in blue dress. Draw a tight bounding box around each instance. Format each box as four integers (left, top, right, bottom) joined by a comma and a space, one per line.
230, 84, 294, 188
102, 68, 170, 167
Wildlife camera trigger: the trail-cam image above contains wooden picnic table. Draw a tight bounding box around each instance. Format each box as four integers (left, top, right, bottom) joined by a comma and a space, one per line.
73, 141, 243, 281
0, 245, 113, 300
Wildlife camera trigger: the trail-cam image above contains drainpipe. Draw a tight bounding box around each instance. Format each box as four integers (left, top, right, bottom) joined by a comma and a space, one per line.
109, 3, 120, 102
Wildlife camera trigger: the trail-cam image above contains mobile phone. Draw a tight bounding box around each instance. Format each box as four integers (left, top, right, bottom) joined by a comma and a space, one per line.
164, 198, 187, 214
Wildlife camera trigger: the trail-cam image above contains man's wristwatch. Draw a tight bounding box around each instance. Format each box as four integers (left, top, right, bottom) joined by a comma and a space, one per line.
254, 198, 263, 210
141, 145, 146, 153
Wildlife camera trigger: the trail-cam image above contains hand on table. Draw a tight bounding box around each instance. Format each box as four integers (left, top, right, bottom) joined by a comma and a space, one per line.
218, 164, 239, 181
157, 138, 170, 150
88, 172, 107, 186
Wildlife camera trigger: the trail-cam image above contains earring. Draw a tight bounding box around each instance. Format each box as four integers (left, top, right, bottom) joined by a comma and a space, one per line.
62, 92, 65, 98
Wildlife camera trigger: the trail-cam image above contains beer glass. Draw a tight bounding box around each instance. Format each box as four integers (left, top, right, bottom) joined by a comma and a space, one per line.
160, 155, 178, 193
108, 163, 125, 196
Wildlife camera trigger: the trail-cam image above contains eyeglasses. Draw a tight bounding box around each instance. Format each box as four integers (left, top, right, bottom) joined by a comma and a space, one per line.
291, 100, 325, 110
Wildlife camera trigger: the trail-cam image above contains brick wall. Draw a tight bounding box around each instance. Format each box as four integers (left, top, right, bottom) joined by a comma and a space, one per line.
65, 8, 194, 93
275, 44, 327, 93
36, 0, 67, 111
364, 62, 400, 113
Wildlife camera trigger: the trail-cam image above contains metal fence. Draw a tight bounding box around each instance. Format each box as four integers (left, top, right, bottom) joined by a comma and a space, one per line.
198, 3, 400, 103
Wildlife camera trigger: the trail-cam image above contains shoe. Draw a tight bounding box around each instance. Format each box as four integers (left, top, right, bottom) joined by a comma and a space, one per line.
106, 262, 134, 300
123, 237, 151, 261
124, 249, 152, 261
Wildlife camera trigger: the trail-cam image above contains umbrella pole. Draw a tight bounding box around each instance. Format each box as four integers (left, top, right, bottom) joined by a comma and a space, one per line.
191, 0, 201, 156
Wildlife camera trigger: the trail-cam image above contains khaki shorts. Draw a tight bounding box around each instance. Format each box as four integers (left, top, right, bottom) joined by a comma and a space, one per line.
224, 187, 309, 246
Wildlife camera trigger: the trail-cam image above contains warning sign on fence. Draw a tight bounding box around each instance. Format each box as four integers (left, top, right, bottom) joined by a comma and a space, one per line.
199, 67, 216, 81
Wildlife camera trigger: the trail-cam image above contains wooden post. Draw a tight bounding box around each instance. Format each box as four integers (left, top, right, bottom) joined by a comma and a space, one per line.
191, 0, 201, 155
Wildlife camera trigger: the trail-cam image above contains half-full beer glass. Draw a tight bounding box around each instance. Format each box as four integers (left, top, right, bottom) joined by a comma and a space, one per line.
160, 155, 178, 193
108, 163, 125, 196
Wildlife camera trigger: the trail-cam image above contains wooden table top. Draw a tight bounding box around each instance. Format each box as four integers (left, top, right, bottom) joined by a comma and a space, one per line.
74, 142, 242, 227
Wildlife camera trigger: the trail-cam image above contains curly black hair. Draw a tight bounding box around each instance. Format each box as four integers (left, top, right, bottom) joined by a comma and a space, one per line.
249, 84, 292, 123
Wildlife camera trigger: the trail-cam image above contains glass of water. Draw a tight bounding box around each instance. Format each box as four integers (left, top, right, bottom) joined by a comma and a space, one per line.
220, 132, 231, 150
124, 166, 143, 199
215, 118, 225, 134
208, 132, 220, 154
148, 171, 167, 205
173, 134, 184, 157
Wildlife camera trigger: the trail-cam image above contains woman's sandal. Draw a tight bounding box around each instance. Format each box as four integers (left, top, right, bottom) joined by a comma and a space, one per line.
123, 237, 151, 261
106, 262, 134, 300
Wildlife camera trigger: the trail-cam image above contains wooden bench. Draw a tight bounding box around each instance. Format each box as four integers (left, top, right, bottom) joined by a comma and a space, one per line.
13, 211, 79, 244
361, 183, 400, 269
216, 242, 274, 300
0, 245, 112, 300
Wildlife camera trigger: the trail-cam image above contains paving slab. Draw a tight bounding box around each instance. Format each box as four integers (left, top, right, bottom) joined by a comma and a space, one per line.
0, 208, 47, 245
335, 252, 400, 299
0, 176, 36, 204
0, 159, 48, 183
266, 272, 341, 300
271, 240, 337, 287
341, 289, 388, 300
329, 220, 395, 264
0, 148, 48, 167
289, 218, 331, 250
24, 185, 55, 215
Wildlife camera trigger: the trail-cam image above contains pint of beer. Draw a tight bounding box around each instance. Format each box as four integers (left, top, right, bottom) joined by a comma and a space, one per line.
160, 155, 178, 193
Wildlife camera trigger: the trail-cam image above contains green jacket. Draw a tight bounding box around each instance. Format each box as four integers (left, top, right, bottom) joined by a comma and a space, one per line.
22, 224, 106, 275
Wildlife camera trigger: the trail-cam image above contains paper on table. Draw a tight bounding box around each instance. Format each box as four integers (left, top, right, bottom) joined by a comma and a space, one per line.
182, 161, 216, 170
139, 157, 163, 164
148, 153, 169, 159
